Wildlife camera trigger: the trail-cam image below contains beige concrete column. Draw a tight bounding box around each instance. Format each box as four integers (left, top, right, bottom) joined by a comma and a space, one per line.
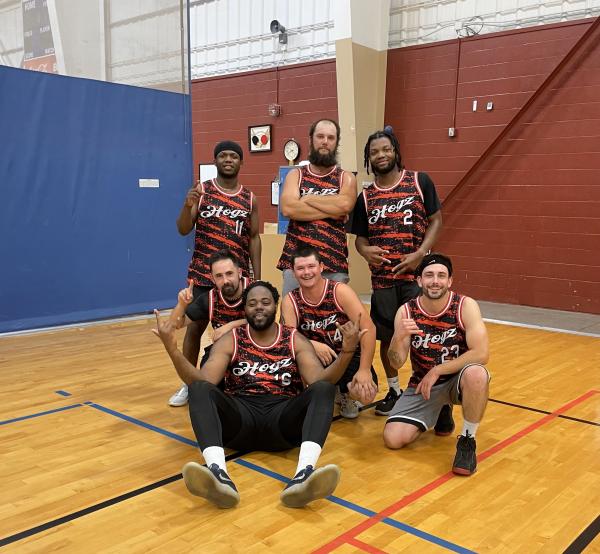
333, 0, 390, 294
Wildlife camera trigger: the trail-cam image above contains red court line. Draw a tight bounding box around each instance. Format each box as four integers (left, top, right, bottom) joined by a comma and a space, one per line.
347, 537, 389, 554
313, 389, 599, 554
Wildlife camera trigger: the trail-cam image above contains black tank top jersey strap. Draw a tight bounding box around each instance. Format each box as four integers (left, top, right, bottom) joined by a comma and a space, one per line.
226, 323, 304, 397
406, 292, 468, 387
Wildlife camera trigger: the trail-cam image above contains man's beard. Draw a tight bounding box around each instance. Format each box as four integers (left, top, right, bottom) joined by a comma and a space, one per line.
247, 310, 276, 331
221, 281, 241, 300
422, 285, 448, 300
372, 159, 396, 176
308, 144, 338, 167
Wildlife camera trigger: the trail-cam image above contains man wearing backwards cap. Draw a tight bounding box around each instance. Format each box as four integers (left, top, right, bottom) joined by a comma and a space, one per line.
384, 253, 490, 476
168, 140, 262, 407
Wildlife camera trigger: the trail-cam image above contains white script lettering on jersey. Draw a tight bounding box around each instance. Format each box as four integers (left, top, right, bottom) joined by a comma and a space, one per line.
300, 187, 338, 196
199, 204, 249, 219
300, 314, 338, 332
368, 195, 416, 225
411, 327, 457, 349
232, 358, 293, 377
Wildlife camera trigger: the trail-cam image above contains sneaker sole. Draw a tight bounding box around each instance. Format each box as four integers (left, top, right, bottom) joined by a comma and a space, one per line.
452, 466, 477, 476
374, 408, 392, 416
168, 399, 188, 407
182, 462, 239, 508
280, 465, 340, 508
340, 412, 359, 419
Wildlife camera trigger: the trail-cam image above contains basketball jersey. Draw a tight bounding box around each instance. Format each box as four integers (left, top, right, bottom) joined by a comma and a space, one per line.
188, 179, 253, 287
361, 170, 428, 289
288, 280, 355, 356
277, 165, 349, 274
208, 277, 250, 329
405, 291, 467, 387
225, 324, 304, 397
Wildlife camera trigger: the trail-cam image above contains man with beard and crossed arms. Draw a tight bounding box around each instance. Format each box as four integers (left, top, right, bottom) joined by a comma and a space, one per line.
171, 250, 251, 367
278, 119, 357, 296
384, 253, 490, 476
280, 246, 378, 419
153, 281, 369, 509
352, 128, 451, 432
169, 140, 261, 407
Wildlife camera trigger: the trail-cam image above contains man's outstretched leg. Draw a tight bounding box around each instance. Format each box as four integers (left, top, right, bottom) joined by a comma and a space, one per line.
277, 381, 340, 508
184, 380, 243, 507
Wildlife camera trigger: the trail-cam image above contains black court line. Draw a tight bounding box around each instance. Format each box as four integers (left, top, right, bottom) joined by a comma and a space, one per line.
563, 514, 600, 553
489, 398, 600, 427
0, 450, 249, 548
0, 395, 380, 548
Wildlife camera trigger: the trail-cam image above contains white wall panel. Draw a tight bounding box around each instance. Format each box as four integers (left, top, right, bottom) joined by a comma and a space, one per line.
389, 0, 600, 48
0, 0, 24, 67
190, 0, 335, 78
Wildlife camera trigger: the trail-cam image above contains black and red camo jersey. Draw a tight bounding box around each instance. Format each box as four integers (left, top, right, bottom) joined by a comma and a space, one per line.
405, 291, 468, 388
225, 323, 304, 397
208, 277, 250, 329
277, 165, 349, 274
288, 280, 356, 357
361, 170, 428, 289
188, 179, 253, 287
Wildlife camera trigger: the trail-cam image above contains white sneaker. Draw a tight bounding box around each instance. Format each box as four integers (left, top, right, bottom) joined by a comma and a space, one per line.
340, 393, 359, 419
168, 384, 189, 407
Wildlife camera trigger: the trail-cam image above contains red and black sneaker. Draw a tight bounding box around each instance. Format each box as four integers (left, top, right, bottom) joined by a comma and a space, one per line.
452, 432, 477, 476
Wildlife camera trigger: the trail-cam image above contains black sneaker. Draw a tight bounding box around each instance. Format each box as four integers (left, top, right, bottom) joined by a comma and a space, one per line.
374, 388, 401, 416
280, 464, 340, 508
434, 404, 455, 436
182, 462, 240, 508
452, 432, 477, 476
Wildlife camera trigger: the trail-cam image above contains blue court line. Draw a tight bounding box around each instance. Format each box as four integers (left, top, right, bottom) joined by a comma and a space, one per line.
7, 392, 472, 552
85, 402, 199, 448
233, 458, 474, 553
0, 403, 84, 426
55, 390, 72, 397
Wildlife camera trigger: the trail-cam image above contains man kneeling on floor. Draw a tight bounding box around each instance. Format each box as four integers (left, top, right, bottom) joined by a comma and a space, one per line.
384, 253, 490, 475
153, 280, 372, 508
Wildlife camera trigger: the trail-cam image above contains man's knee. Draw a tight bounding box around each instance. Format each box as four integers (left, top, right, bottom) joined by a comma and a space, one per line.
188, 380, 217, 403
383, 423, 421, 449
306, 380, 335, 402
460, 365, 489, 392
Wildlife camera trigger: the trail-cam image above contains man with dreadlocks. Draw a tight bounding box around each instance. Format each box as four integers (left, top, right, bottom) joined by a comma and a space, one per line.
351, 127, 449, 426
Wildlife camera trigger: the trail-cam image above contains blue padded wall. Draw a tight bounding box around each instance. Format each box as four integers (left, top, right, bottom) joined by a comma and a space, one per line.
0, 66, 193, 332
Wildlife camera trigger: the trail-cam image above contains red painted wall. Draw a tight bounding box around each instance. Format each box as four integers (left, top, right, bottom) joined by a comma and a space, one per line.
385, 19, 600, 314
191, 60, 338, 229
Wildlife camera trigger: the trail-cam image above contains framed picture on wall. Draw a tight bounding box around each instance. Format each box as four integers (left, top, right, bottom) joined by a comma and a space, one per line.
248, 124, 272, 152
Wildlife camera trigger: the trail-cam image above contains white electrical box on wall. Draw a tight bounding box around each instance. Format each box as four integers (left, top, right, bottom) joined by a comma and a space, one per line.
138, 179, 159, 188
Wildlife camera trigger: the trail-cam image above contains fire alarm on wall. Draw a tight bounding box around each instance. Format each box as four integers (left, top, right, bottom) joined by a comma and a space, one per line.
268, 103, 281, 117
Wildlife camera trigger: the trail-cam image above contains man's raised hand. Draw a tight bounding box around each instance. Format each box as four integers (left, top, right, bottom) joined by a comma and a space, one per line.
152, 309, 178, 354
184, 181, 203, 208
178, 279, 195, 306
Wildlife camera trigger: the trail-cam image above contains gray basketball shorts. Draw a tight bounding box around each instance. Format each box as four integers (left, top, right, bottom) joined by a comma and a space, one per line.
386, 364, 491, 432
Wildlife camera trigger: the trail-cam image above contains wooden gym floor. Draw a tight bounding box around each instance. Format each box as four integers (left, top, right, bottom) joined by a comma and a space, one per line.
1, 314, 599, 553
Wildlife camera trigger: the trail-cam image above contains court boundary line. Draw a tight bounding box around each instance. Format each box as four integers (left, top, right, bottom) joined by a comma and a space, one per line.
489, 398, 600, 427
2, 391, 597, 551
0, 395, 469, 552
563, 513, 600, 553
311, 389, 599, 554
0, 403, 84, 426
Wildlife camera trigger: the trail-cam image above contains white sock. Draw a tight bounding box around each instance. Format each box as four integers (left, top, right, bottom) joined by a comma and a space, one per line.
202, 446, 226, 471
461, 419, 479, 438
387, 376, 401, 394
295, 441, 322, 474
